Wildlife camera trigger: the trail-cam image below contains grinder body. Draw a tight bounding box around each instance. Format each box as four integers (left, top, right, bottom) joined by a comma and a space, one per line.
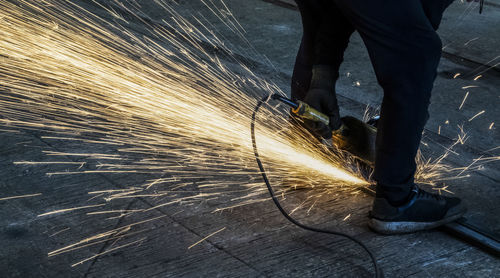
272, 94, 376, 165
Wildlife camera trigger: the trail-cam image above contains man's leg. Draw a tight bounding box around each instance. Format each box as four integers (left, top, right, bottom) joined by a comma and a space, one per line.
292, 0, 354, 101
333, 0, 442, 203
332, 0, 465, 234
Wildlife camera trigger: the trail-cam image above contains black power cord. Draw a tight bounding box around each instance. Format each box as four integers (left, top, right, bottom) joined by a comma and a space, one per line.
251, 95, 381, 278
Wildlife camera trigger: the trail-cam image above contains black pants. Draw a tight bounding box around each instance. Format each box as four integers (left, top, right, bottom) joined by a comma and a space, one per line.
292, 0, 455, 203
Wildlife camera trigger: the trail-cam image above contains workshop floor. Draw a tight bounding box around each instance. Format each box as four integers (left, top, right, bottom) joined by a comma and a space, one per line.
1, 0, 499, 277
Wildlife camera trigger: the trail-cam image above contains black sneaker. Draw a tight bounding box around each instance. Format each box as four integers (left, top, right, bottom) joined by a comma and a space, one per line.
368, 185, 467, 234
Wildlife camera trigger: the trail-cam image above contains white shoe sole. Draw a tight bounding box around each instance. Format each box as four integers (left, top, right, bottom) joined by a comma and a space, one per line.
368, 209, 466, 235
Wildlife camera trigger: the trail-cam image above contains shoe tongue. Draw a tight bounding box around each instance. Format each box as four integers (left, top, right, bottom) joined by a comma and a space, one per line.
392, 187, 419, 207
388, 192, 415, 207
415, 186, 442, 201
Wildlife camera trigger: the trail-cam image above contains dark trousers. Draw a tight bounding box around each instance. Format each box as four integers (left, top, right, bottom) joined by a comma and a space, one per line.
292, 0, 455, 203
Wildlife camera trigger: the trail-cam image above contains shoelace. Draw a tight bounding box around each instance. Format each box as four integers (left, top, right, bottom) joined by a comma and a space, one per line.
415, 186, 443, 201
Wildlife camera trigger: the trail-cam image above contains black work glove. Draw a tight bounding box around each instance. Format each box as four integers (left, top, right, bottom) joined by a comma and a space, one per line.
302, 65, 341, 139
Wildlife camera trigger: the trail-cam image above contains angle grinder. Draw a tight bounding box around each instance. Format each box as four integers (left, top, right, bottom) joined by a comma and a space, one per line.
271, 94, 377, 165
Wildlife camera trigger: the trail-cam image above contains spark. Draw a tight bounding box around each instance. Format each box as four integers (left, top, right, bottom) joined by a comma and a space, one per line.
475, 156, 500, 164
463, 37, 479, 46
71, 237, 147, 267
456, 125, 468, 145
453, 73, 461, 79
46, 170, 141, 176
14, 161, 85, 165
38, 204, 106, 217
88, 188, 143, 195
50, 227, 70, 237
42, 151, 122, 159
473, 75, 482, 81
0, 129, 20, 133
468, 110, 485, 122
489, 122, 495, 130
0, 193, 42, 201
474, 56, 500, 76
188, 227, 226, 249
459, 91, 469, 109
343, 214, 351, 221
48, 215, 168, 257
433, 186, 452, 194
86, 210, 144, 215
306, 200, 317, 214
16, 141, 32, 145
457, 156, 482, 177
484, 146, 500, 153
41, 136, 123, 145
462, 85, 479, 89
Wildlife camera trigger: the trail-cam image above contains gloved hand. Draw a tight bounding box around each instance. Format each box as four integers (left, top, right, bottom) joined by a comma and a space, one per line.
302, 65, 341, 139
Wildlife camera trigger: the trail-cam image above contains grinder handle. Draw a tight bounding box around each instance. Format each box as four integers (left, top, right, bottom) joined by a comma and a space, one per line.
291, 101, 330, 126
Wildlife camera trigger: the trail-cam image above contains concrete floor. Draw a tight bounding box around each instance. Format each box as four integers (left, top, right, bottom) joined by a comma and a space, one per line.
0, 0, 499, 277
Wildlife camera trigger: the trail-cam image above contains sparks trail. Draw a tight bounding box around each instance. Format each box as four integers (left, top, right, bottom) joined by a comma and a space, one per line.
0, 0, 365, 262
0, 0, 497, 266
0, 193, 42, 201
0, 0, 366, 209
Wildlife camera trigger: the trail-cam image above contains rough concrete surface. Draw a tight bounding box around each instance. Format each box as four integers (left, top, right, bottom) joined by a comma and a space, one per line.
0, 0, 499, 277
